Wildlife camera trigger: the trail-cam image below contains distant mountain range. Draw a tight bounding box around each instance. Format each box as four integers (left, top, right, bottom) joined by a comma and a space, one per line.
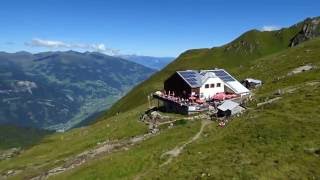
117, 55, 175, 70
0, 51, 155, 130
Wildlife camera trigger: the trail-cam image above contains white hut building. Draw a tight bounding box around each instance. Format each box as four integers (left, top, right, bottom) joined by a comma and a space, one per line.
164, 69, 250, 100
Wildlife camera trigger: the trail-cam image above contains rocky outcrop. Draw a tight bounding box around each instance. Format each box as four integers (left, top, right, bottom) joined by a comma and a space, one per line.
224, 39, 258, 54
0, 147, 21, 160
290, 17, 320, 47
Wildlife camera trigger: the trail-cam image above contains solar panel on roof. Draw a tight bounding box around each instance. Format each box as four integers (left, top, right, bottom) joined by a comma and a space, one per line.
212, 70, 236, 82
178, 71, 203, 87
179, 72, 188, 76
221, 76, 235, 82
213, 70, 228, 76
186, 78, 200, 86
188, 81, 198, 86
181, 71, 195, 74
186, 74, 196, 78
179, 71, 197, 78
187, 78, 197, 81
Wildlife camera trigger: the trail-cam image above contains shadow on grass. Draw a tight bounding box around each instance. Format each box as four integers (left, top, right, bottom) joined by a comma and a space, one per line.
0, 124, 53, 151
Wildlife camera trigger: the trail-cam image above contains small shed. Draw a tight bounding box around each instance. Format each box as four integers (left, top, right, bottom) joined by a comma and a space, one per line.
242, 78, 262, 89
217, 100, 245, 117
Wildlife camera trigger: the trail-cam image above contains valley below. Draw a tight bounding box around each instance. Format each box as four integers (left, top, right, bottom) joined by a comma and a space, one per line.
0, 51, 155, 131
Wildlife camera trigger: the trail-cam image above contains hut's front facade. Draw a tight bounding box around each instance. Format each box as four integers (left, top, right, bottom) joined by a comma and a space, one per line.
164, 69, 250, 100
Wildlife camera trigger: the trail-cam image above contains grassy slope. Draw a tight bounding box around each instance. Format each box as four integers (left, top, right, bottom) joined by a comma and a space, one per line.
52, 38, 320, 179
52, 121, 201, 180
0, 105, 149, 179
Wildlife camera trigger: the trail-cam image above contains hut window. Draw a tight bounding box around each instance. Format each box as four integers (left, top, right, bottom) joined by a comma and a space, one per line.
205, 84, 209, 88
217, 83, 221, 87
210, 84, 215, 88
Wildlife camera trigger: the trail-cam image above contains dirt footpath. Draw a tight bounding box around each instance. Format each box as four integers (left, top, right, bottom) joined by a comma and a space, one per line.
30, 132, 158, 180
160, 120, 212, 167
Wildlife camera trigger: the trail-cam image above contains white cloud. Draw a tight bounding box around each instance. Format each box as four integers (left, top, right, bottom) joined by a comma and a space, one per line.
25, 38, 119, 55
26, 38, 68, 48
261, 25, 281, 31
4, 41, 15, 45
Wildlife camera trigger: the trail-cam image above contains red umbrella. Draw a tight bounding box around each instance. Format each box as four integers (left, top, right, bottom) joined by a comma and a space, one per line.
189, 96, 196, 100
196, 99, 205, 104
213, 92, 226, 101
225, 93, 237, 99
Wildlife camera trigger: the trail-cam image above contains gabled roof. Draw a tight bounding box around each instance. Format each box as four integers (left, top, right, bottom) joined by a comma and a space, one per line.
204, 69, 250, 94
175, 69, 250, 94
200, 72, 218, 84
201, 69, 236, 82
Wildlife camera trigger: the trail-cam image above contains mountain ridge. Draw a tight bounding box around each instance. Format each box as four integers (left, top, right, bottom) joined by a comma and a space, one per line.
104, 16, 320, 118
116, 54, 175, 70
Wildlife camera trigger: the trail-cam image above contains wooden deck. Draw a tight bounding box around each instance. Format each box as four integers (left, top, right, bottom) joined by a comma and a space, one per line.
152, 94, 209, 115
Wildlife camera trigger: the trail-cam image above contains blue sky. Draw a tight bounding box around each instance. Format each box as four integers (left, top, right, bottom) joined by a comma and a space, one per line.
0, 0, 319, 57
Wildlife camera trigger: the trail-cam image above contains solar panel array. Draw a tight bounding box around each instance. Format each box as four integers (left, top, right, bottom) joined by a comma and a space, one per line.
178, 69, 237, 87
179, 71, 201, 87
212, 70, 236, 82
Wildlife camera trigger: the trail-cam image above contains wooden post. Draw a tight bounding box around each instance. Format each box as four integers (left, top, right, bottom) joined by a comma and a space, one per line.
148, 95, 151, 108
151, 93, 155, 107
